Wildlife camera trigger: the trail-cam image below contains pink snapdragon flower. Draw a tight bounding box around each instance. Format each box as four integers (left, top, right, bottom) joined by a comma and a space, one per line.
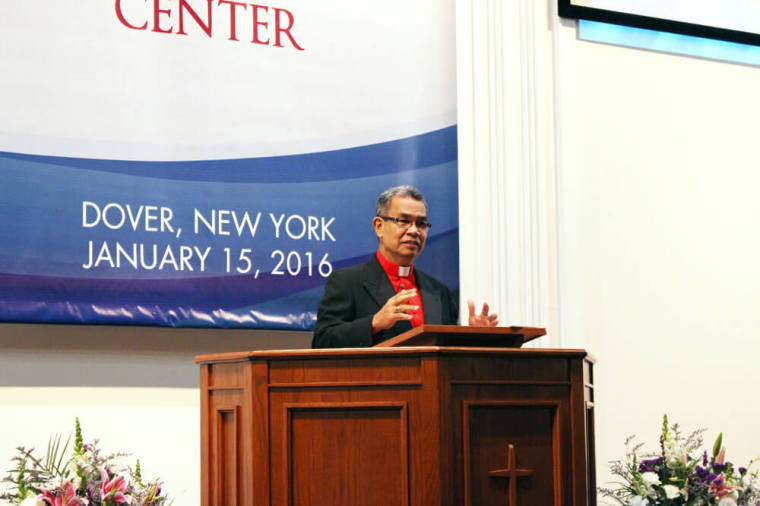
99, 468, 134, 505
39, 481, 82, 506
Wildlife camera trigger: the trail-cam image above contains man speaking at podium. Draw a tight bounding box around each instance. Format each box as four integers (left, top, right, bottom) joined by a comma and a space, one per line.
312, 185, 499, 348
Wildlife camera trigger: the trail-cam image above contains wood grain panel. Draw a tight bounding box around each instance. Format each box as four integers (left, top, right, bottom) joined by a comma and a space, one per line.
215, 407, 240, 506
269, 356, 422, 385
208, 362, 245, 389
462, 401, 561, 506
251, 361, 270, 506
200, 364, 210, 506
449, 356, 569, 382
284, 402, 409, 506
585, 358, 596, 506
205, 390, 243, 506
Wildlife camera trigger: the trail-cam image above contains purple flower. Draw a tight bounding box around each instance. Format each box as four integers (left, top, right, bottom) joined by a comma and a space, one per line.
638, 456, 665, 473
703, 451, 708, 466
739, 466, 747, 475
83, 444, 89, 452
695, 465, 717, 484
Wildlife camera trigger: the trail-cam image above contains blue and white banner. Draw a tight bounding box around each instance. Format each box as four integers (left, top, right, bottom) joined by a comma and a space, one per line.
0, 0, 458, 329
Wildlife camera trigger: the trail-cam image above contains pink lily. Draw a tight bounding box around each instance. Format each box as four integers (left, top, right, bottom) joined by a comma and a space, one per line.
715, 447, 726, 465
99, 468, 134, 505
39, 481, 82, 506
709, 475, 737, 498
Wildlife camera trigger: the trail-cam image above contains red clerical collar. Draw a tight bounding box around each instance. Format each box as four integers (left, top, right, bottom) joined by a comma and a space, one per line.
376, 251, 415, 282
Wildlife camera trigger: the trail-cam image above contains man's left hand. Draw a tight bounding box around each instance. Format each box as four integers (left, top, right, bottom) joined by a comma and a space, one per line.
467, 299, 499, 327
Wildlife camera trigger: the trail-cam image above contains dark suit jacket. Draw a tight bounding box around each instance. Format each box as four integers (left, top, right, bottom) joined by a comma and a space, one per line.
312, 256, 459, 348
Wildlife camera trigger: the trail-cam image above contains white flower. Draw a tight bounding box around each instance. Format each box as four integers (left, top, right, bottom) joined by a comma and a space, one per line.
743, 474, 760, 492
717, 497, 737, 506
71, 453, 88, 469
663, 442, 680, 465
628, 496, 649, 506
662, 484, 680, 499
640, 472, 661, 487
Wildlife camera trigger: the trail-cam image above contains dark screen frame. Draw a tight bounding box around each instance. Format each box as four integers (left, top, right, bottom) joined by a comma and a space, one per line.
558, 0, 760, 47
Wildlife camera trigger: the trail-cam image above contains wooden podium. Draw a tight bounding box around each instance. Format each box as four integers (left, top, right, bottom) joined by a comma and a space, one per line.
196, 325, 596, 506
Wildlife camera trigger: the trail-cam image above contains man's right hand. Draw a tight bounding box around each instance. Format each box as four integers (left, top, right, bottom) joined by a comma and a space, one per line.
371, 289, 419, 334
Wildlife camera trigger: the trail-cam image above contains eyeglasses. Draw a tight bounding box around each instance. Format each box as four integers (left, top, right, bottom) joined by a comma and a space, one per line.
378, 216, 432, 231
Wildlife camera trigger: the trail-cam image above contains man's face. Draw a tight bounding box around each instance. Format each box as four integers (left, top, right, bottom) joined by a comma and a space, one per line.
373, 195, 428, 266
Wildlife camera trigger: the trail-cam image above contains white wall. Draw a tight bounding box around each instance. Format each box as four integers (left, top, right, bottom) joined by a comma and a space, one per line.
0, 324, 311, 505
554, 20, 760, 499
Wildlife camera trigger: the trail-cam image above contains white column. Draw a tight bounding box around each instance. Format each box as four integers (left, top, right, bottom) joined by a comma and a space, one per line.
456, 0, 563, 347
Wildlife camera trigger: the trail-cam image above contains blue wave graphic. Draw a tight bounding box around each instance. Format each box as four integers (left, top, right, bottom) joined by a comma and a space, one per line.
0, 127, 459, 328
0, 230, 459, 329
0, 160, 459, 278
0, 126, 457, 183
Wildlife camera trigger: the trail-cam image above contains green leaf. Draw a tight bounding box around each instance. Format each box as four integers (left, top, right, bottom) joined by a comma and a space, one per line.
712, 432, 723, 458
42, 432, 71, 478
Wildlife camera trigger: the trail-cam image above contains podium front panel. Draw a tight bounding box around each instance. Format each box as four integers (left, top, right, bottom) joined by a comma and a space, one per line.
197, 347, 594, 506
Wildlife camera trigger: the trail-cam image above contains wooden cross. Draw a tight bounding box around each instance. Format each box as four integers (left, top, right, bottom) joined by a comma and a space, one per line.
488, 444, 534, 506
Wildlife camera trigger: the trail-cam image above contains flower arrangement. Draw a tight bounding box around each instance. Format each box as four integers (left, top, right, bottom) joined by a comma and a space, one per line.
1, 419, 171, 505
600, 415, 760, 506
